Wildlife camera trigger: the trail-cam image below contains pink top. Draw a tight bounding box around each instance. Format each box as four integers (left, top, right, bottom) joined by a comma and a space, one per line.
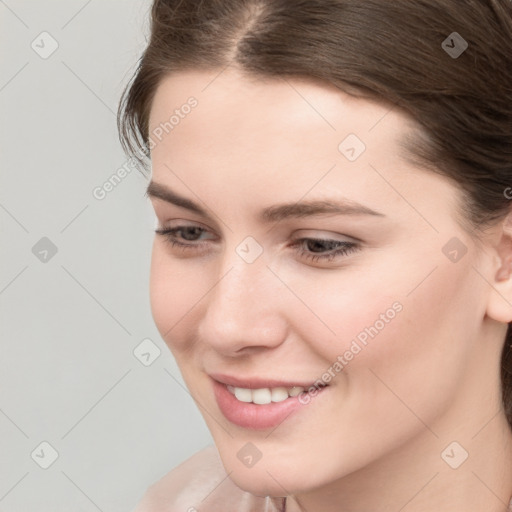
133, 445, 512, 512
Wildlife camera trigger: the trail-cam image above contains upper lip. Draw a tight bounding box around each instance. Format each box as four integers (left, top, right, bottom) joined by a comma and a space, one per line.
209, 373, 327, 389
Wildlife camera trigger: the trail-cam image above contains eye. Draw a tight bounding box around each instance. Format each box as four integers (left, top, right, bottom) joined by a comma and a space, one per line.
154, 224, 214, 250
154, 224, 361, 263
290, 237, 360, 263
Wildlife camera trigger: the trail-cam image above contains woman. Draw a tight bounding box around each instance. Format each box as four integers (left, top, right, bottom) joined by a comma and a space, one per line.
118, 1, 512, 510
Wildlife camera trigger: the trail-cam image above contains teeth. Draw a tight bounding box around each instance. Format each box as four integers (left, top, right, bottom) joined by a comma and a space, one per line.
234, 387, 253, 403
271, 387, 289, 402
288, 386, 304, 397
228, 385, 306, 404
252, 388, 272, 404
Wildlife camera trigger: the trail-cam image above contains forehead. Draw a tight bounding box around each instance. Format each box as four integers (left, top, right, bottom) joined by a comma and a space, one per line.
148, 68, 416, 182
149, 68, 406, 144
147, 68, 461, 232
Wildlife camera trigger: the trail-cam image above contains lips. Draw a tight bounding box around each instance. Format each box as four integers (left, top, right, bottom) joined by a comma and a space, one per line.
209, 373, 329, 429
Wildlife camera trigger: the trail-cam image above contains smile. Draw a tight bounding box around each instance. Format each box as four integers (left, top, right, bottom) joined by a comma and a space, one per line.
227, 385, 307, 404
210, 374, 329, 429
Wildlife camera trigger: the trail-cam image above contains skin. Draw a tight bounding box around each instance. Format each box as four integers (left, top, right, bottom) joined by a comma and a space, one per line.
146, 66, 512, 512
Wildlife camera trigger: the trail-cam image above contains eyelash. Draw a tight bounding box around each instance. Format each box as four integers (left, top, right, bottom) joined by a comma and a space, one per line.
154, 225, 360, 263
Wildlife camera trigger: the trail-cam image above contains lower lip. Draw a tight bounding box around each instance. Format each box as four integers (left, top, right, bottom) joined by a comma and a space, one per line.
212, 379, 328, 430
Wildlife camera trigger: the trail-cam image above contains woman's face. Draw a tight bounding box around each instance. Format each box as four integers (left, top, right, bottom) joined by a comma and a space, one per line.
147, 68, 503, 497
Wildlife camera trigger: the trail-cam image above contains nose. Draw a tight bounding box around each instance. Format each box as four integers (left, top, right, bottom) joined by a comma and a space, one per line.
197, 247, 288, 356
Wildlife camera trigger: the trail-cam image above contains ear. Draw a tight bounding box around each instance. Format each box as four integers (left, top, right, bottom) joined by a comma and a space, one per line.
485, 208, 512, 324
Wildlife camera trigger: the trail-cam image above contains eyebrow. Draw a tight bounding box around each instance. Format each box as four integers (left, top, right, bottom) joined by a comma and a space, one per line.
145, 180, 386, 223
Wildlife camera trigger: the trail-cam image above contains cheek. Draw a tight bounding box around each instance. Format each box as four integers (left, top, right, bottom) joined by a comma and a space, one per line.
286, 247, 483, 396
149, 235, 483, 383
326, 255, 484, 420
149, 242, 202, 351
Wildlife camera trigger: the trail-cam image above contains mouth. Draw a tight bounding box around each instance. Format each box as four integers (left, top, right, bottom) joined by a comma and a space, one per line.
226, 384, 309, 404
210, 373, 329, 429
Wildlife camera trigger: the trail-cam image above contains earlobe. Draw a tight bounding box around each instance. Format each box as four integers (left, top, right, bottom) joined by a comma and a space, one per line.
485, 209, 512, 324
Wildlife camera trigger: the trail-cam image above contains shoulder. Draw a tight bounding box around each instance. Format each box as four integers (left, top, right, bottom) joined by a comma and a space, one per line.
131, 444, 276, 512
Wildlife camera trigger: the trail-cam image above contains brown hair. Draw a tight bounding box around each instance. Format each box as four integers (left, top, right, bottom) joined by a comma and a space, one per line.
117, 0, 512, 429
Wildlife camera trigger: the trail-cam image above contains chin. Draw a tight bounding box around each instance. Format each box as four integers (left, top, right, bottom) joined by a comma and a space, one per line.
229, 471, 290, 498
222, 454, 321, 498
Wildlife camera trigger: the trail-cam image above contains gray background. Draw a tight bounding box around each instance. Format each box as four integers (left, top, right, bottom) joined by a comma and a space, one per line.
0, 1, 213, 510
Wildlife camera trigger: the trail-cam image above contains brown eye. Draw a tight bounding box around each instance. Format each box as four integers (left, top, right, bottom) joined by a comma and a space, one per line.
292, 238, 360, 263
154, 225, 214, 249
